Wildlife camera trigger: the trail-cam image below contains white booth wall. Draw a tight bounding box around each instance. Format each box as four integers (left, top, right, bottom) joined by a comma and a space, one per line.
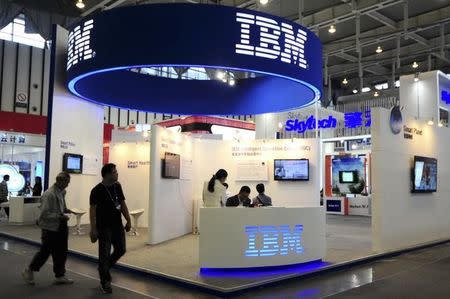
109, 130, 150, 227
371, 107, 450, 252
47, 26, 103, 226
149, 125, 320, 244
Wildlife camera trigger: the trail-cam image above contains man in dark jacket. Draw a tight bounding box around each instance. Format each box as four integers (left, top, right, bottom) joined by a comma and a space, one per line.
226, 186, 251, 207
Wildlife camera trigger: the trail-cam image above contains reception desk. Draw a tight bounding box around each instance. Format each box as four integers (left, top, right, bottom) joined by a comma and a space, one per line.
9, 196, 41, 225
199, 207, 326, 269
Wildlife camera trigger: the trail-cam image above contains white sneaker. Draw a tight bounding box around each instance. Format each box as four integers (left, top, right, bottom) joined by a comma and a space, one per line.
21, 268, 35, 285
54, 276, 74, 285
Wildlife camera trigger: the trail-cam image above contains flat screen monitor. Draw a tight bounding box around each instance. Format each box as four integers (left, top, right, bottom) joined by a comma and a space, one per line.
412, 156, 437, 193
274, 159, 309, 181
62, 153, 83, 174
162, 152, 180, 179
339, 170, 358, 183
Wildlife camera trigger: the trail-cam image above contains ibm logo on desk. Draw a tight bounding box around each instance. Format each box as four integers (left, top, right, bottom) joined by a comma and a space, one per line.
235, 13, 308, 69
245, 224, 303, 257
67, 19, 94, 70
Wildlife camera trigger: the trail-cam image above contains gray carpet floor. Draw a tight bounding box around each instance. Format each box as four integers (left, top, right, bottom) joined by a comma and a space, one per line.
0, 214, 373, 292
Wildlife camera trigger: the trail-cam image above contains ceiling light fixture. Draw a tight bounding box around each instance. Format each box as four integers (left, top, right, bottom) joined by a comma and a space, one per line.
353, 89, 358, 94
259, 0, 269, 5
342, 78, 348, 85
76, 0, 85, 9
328, 25, 336, 34
428, 118, 434, 126
216, 71, 225, 80
376, 46, 383, 54
438, 122, 444, 128
374, 91, 379, 97
412, 61, 419, 69
229, 79, 235, 86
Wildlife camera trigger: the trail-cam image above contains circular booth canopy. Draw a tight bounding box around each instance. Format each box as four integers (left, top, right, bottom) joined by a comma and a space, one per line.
66, 4, 322, 115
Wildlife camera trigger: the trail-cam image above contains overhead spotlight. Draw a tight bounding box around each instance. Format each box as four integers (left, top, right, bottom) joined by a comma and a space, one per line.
259, 0, 269, 5
278, 122, 283, 129
414, 72, 420, 82
229, 79, 235, 86
376, 46, 383, 54
438, 122, 444, 128
351, 143, 357, 150
328, 25, 336, 34
374, 91, 379, 97
222, 78, 227, 83
428, 118, 434, 126
412, 61, 419, 69
340, 139, 345, 144
216, 71, 225, 80
76, 0, 85, 9
342, 78, 348, 85
352, 89, 358, 94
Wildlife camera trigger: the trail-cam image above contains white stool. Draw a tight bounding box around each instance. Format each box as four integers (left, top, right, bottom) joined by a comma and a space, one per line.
129, 209, 144, 236
71, 208, 87, 235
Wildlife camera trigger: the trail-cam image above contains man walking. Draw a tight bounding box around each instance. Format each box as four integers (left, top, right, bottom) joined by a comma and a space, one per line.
0, 174, 10, 217
89, 163, 131, 294
22, 172, 74, 285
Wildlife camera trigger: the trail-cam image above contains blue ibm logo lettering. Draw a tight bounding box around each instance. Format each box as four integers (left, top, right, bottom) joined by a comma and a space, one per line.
442, 90, 450, 105
67, 19, 94, 70
235, 13, 308, 69
245, 225, 304, 257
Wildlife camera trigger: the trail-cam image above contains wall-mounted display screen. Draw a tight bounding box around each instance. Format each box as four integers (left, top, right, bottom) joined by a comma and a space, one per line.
62, 153, 83, 174
162, 152, 180, 179
274, 159, 309, 181
339, 170, 358, 183
412, 156, 437, 193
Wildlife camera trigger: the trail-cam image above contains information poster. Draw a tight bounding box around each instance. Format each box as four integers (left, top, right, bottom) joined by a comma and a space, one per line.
235, 161, 268, 181
180, 158, 193, 180
83, 155, 100, 176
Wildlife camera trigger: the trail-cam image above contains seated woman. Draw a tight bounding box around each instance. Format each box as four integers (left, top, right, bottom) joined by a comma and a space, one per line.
202, 169, 228, 207
252, 183, 272, 206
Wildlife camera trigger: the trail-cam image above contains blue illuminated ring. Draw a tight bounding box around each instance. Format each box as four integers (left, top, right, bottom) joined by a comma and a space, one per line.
66, 4, 323, 115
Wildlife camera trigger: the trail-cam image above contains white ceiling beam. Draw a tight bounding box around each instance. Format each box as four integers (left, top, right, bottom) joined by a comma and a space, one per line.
335, 52, 359, 62
367, 11, 397, 29
81, 0, 111, 17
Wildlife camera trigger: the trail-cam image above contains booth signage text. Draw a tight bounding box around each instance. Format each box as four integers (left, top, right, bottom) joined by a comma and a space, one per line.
245, 224, 303, 257
0, 134, 26, 144
285, 115, 337, 133
285, 110, 371, 133
236, 13, 308, 69
403, 125, 423, 140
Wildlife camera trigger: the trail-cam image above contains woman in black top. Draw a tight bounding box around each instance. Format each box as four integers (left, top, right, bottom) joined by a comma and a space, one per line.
32, 176, 43, 196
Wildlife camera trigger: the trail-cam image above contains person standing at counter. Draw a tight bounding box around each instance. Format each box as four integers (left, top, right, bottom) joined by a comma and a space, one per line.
226, 186, 251, 207
252, 184, 272, 207
22, 172, 73, 286
89, 163, 131, 294
0, 175, 9, 216
203, 169, 228, 207
33, 176, 43, 196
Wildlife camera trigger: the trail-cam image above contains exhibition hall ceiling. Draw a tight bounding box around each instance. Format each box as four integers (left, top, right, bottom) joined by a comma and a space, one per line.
10, 0, 450, 92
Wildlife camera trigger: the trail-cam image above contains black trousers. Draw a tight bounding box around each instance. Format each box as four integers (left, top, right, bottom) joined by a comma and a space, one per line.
98, 227, 126, 284
29, 222, 68, 278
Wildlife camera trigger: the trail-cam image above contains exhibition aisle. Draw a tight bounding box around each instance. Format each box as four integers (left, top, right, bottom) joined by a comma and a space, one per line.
0, 215, 372, 292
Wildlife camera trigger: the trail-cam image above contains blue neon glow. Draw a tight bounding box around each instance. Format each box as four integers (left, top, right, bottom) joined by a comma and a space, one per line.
245, 224, 303, 257
200, 259, 329, 277
442, 90, 450, 104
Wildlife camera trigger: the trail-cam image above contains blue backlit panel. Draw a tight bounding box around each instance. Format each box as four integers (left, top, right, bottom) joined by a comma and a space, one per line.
66, 4, 322, 115
245, 224, 303, 257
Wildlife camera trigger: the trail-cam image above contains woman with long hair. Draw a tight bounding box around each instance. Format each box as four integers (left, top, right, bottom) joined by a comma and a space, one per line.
202, 169, 228, 207
32, 176, 43, 196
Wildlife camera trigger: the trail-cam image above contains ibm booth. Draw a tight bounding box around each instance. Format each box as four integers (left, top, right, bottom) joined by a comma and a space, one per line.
1, 3, 450, 295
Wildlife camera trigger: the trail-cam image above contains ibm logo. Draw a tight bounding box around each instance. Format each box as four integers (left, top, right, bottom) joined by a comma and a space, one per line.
245, 224, 304, 257
67, 19, 94, 70
235, 13, 308, 69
